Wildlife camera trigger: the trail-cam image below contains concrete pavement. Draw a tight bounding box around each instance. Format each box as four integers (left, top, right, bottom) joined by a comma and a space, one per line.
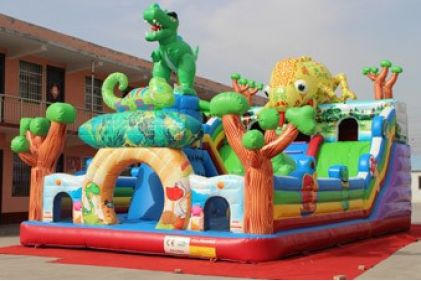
0, 224, 19, 236
356, 202, 421, 280
0, 253, 229, 280
357, 242, 421, 279
0, 237, 232, 280
412, 202, 421, 223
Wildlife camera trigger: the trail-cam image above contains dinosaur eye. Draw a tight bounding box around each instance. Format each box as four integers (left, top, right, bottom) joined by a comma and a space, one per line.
294, 80, 308, 93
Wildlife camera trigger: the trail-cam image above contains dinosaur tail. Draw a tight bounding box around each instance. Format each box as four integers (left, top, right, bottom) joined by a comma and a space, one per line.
101, 72, 129, 111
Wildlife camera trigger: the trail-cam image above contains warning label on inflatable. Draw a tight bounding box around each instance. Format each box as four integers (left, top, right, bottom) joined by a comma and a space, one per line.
164, 236, 190, 255
163, 236, 216, 258
190, 238, 216, 258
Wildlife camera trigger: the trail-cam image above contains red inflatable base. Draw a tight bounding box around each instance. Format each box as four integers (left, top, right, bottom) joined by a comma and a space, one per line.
20, 216, 410, 262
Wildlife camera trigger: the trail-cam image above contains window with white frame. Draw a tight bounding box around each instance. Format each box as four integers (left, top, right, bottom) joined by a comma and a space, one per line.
12, 154, 31, 197
85, 77, 103, 112
19, 61, 43, 101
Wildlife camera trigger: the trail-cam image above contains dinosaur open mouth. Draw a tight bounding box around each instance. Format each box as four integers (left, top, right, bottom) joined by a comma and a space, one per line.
149, 19, 163, 31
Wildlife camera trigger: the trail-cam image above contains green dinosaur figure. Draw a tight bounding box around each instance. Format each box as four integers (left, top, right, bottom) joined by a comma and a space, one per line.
102, 73, 174, 112
143, 3, 198, 95
82, 182, 102, 224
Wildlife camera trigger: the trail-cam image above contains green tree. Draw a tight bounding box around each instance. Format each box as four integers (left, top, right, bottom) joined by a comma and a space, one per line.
363, 59, 403, 100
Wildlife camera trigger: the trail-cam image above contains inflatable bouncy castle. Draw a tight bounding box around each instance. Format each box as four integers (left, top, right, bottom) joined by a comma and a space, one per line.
13, 3, 411, 262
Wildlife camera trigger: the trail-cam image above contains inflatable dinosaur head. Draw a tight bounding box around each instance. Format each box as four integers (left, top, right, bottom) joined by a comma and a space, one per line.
266, 57, 319, 112
143, 3, 179, 42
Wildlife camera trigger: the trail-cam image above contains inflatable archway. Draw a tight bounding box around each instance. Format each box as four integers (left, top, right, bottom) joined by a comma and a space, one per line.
81, 147, 194, 229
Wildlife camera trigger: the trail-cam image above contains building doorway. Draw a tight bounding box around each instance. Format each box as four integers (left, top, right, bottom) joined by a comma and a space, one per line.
46, 66, 65, 104
204, 196, 230, 231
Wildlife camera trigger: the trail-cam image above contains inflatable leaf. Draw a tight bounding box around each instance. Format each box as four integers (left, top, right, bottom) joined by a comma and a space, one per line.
210, 92, 249, 117
11, 136, 29, 153
258, 108, 279, 130
242, 130, 264, 150
380, 60, 392, 68
29, 117, 50, 137
46, 103, 76, 124
19, 118, 32, 136
286, 106, 316, 135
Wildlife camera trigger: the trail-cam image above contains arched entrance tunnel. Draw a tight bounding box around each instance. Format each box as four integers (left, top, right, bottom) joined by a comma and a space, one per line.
338, 117, 359, 141
53, 192, 73, 222
82, 148, 194, 229
204, 196, 231, 231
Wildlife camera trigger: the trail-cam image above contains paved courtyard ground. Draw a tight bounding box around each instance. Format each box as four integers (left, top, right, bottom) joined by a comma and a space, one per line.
0, 203, 420, 280
356, 202, 421, 280
0, 236, 230, 280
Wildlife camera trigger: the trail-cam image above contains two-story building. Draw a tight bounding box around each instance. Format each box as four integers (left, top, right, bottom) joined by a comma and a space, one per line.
0, 14, 263, 224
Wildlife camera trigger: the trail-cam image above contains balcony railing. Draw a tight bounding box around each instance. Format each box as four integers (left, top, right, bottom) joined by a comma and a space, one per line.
0, 94, 104, 133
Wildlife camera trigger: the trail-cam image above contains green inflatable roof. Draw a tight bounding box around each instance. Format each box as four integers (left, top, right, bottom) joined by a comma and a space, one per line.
78, 110, 203, 149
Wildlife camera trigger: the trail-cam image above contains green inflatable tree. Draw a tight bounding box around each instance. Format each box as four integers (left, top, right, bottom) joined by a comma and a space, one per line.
230, 73, 264, 105
210, 90, 316, 234
10, 103, 76, 221
363, 59, 403, 100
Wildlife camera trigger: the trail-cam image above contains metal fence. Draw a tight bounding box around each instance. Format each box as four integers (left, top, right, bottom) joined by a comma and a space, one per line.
0, 94, 104, 132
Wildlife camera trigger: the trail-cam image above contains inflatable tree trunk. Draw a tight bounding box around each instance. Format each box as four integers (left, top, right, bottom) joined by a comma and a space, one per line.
11, 103, 76, 221
210, 91, 316, 234
223, 114, 298, 234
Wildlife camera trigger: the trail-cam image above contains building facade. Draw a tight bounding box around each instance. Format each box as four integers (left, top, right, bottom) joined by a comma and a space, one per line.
0, 14, 260, 223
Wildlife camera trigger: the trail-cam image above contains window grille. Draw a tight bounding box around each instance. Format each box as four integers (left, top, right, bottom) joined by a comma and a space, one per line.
85, 77, 103, 112
19, 61, 42, 101
12, 154, 31, 197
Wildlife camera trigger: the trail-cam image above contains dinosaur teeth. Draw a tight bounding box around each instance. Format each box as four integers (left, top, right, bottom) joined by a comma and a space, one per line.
151, 24, 161, 31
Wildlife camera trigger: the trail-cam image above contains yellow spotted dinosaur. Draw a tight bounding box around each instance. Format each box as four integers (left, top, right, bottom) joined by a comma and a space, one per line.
266, 56, 357, 112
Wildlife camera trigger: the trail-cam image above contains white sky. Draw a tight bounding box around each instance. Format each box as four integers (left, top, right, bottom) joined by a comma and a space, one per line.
1, 0, 420, 154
